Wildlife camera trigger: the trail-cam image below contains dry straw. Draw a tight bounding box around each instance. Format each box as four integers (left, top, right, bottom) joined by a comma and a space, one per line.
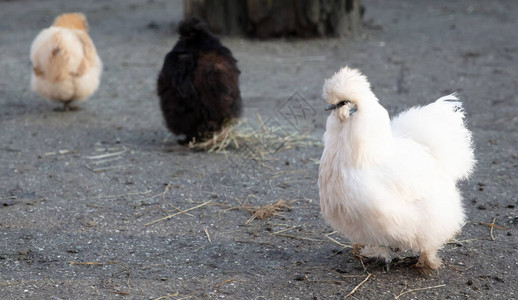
187, 115, 320, 156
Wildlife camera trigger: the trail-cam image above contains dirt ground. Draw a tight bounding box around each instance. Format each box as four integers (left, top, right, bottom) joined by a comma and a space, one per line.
1, 0, 517, 299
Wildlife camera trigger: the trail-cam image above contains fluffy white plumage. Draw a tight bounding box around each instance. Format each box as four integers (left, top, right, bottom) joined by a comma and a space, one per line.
318, 67, 475, 270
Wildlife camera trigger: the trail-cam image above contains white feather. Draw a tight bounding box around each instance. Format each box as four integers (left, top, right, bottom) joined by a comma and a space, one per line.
318, 67, 475, 269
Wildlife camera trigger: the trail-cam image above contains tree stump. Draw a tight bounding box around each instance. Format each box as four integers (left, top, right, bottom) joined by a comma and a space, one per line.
183, 0, 363, 38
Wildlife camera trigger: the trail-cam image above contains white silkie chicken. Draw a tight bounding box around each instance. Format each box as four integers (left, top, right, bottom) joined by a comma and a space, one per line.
30, 13, 102, 111
318, 67, 475, 270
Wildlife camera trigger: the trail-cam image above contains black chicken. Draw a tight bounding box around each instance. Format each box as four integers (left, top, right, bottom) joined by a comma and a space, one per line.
157, 16, 242, 144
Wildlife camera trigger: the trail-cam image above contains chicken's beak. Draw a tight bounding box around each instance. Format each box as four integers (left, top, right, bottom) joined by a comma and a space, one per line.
325, 100, 349, 111
325, 103, 337, 111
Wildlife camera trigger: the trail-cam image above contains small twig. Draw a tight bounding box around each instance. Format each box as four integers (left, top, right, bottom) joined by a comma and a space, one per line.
0, 196, 17, 200
449, 264, 473, 272
274, 233, 325, 242
145, 201, 212, 226
359, 258, 367, 273
215, 279, 239, 288
394, 284, 446, 299
204, 227, 212, 243
490, 218, 497, 241
111, 291, 129, 295
339, 274, 370, 279
397, 282, 408, 299
69, 261, 119, 266
167, 203, 193, 217
162, 184, 173, 200
152, 292, 179, 300
94, 146, 123, 152
138, 193, 162, 202
325, 231, 353, 249
273, 225, 301, 235
245, 199, 291, 224
193, 244, 209, 252
246, 215, 257, 224
344, 273, 372, 298
85, 149, 126, 160
480, 220, 506, 230
119, 263, 132, 290
89, 156, 124, 165
168, 204, 194, 217
160, 184, 193, 217
480, 218, 507, 241
480, 218, 507, 230
43, 149, 75, 156
94, 190, 152, 199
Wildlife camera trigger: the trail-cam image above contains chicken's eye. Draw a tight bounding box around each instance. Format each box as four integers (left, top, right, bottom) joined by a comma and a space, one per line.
336, 100, 350, 109
325, 100, 350, 111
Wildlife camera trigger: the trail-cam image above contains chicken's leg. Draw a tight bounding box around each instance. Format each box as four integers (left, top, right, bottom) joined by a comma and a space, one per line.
360, 245, 396, 263
61, 99, 79, 111
417, 249, 442, 270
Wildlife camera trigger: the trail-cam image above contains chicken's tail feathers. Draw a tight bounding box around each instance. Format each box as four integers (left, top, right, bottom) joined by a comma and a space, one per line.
436, 93, 464, 114
392, 94, 476, 181
31, 29, 78, 82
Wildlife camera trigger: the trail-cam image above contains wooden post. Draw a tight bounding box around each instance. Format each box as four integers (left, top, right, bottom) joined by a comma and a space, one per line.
184, 0, 363, 38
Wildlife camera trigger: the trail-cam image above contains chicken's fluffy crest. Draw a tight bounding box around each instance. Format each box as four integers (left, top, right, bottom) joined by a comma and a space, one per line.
323, 67, 374, 103
53, 13, 89, 32
322, 66, 383, 123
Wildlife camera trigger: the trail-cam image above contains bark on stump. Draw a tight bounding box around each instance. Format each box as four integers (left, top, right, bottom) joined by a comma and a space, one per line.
183, 0, 363, 38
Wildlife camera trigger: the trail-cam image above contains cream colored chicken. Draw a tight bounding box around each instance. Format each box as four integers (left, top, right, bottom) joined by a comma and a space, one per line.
319, 67, 475, 270
30, 13, 102, 110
